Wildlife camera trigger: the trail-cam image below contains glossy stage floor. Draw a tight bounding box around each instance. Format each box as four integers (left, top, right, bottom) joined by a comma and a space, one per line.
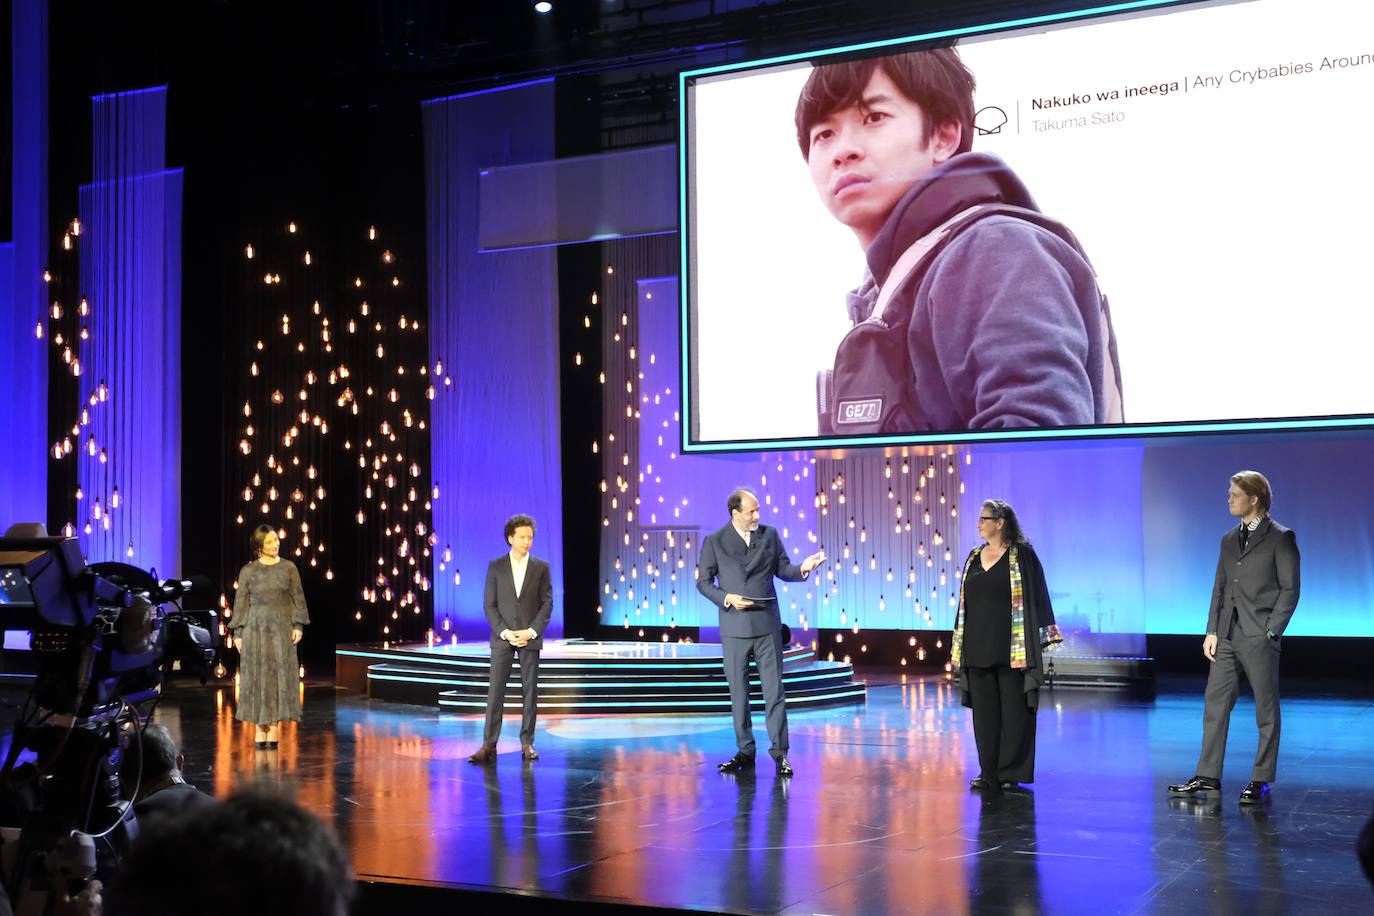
60, 669, 1374, 913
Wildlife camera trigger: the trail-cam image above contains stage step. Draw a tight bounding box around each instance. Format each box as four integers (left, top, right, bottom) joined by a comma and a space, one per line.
367, 658, 858, 705
436, 681, 869, 714
1045, 654, 1155, 691
337, 639, 867, 713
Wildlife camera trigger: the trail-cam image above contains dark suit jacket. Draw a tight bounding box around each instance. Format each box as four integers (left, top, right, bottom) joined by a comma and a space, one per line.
484, 554, 553, 650
134, 781, 218, 832
1207, 517, 1300, 638
696, 523, 807, 638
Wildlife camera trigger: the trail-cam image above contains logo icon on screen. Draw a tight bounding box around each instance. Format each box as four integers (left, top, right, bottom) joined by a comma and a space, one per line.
836, 398, 883, 425
974, 106, 1008, 136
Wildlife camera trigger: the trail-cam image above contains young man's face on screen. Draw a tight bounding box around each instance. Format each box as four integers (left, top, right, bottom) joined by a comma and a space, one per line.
806, 69, 957, 248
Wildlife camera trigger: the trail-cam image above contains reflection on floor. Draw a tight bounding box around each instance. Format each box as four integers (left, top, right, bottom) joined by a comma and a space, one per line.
45, 675, 1374, 912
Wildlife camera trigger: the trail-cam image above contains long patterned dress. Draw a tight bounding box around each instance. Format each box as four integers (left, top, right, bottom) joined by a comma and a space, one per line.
231, 559, 310, 725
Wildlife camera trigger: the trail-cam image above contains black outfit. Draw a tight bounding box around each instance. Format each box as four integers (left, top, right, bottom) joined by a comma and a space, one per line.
955, 544, 1058, 788
962, 551, 1012, 667
481, 553, 554, 748
134, 781, 218, 832
963, 551, 1033, 786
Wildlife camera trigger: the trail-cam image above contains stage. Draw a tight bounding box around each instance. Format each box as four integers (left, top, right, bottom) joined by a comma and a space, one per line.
102, 671, 1374, 914
335, 639, 869, 712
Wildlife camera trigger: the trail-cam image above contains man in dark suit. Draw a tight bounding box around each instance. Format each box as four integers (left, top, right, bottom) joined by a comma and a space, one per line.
469, 514, 553, 764
1169, 470, 1300, 805
130, 724, 217, 830
697, 488, 826, 777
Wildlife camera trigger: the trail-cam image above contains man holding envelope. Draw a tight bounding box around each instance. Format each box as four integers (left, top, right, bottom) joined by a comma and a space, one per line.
697, 487, 826, 778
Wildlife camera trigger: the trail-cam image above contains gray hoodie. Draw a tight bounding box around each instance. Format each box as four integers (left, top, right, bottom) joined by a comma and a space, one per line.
839, 151, 1121, 432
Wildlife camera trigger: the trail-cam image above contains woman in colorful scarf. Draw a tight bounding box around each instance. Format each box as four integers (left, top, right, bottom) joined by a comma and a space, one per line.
951, 499, 1062, 794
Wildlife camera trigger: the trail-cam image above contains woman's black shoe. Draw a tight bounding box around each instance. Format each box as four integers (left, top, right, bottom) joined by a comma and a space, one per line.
267, 741, 279, 749
255, 741, 268, 750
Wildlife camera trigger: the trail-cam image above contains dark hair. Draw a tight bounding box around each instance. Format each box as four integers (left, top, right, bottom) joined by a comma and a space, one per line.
1230, 470, 1273, 514
504, 514, 536, 541
118, 723, 180, 799
795, 46, 976, 159
981, 499, 1028, 546
250, 524, 275, 557
727, 487, 758, 516
107, 790, 354, 916
138, 723, 180, 782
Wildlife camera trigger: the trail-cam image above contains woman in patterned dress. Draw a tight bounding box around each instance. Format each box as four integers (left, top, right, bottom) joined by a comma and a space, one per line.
232, 525, 310, 749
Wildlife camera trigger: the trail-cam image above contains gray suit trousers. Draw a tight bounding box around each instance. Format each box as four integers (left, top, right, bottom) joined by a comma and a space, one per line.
1197, 630, 1282, 782
483, 642, 540, 747
723, 631, 789, 759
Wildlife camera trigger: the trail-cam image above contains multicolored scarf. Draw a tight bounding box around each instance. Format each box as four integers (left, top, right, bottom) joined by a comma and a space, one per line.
951, 545, 1028, 670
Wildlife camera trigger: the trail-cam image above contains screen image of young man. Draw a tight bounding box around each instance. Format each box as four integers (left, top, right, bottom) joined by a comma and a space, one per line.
799, 46, 1125, 435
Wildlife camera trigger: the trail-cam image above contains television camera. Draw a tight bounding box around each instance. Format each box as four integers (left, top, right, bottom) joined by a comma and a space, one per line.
0, 526, 217, 910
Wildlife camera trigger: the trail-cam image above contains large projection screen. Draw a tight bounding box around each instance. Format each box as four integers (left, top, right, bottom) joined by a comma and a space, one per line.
681, 0, 1374, 451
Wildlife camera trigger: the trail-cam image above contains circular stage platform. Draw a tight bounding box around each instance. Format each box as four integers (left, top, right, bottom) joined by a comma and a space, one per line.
335, 639, 867, 714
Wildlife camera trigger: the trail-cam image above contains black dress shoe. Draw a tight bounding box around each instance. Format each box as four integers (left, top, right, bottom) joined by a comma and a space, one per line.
267, 741, 279, 749
521, 744, 539, 761
969, 776, 989, 791
1238, 781, 1270, 804
467, 745, 497, 765
774, 757, 794, 778
717, 753, 756, 774
255, 741, 268, 750
1167, 775, 1221, 795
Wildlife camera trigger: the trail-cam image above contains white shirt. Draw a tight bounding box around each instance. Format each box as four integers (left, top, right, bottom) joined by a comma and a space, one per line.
501, 551, 537, 641
733, 524, 752, 548
510, 550, 529, 598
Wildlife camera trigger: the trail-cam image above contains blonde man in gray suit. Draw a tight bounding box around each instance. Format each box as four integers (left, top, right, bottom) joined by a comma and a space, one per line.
1169, 470, 1300, 805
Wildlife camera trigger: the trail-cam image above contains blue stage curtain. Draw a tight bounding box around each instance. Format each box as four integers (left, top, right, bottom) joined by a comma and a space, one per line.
961, 441, 1147, 655
0, 0, 49, 532
1141, 434, 1374, 637
422, 81, 565, 641
597, 240, 828, 645
75, 87, 183, 576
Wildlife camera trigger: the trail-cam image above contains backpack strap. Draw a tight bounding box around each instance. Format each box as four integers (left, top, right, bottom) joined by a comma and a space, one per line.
871, 202, 1124, 422
871, 205, 987, 324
